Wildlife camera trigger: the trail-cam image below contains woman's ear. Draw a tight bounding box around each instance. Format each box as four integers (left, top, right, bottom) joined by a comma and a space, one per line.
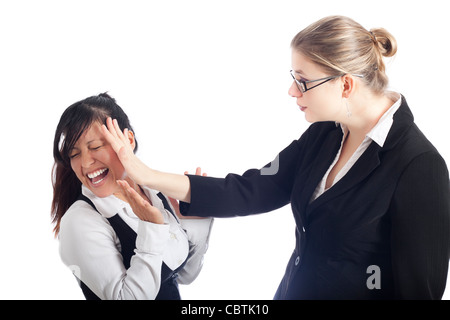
341, 74, 356, 99
126, 129, 136, 151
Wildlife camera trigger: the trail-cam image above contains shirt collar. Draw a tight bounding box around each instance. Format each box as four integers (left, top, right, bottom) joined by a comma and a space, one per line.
81, 184, 167, 219
336, 92, 402, 147
366, 92, 402, 147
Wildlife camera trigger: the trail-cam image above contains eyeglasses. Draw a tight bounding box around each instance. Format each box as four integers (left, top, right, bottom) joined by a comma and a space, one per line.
290, 70, 364, 93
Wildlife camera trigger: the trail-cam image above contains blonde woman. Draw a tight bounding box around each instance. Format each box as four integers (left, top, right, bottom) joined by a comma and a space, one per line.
102, 16, 450, 299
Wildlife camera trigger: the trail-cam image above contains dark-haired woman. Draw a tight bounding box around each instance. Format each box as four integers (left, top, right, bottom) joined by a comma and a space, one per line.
51, 93, 213, 300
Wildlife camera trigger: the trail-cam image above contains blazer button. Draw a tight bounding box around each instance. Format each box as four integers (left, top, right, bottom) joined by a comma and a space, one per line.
295, 256, 300, 266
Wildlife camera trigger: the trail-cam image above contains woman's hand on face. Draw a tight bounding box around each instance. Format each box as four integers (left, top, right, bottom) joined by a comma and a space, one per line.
116, 180, 164, 224
169, 167, 207, 219
101, 117, 150, 186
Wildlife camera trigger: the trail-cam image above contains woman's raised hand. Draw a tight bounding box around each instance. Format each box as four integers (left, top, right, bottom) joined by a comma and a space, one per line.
101, 117, 150, 186
102, 117, 200, 203
116, 180, 164, 224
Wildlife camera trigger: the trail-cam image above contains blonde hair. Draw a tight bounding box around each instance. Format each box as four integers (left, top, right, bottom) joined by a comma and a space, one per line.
291, 15, 397, 94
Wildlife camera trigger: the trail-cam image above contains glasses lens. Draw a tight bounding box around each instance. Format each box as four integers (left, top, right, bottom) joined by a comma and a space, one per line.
290, 71, 305, 93
299, 82, 306, 92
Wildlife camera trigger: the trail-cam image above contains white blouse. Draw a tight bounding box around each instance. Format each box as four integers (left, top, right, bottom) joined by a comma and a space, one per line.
311, 92, 402, 201
59, 184, 213, 300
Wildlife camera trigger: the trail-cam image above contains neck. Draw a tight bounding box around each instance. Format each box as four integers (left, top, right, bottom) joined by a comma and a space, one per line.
341, 91, 395, 142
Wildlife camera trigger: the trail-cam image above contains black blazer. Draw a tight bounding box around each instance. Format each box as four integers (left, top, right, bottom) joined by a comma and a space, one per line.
180, 96, 450, 299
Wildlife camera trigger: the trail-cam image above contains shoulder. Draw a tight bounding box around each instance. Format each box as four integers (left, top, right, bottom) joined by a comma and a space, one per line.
385, 98, 446, 169
297, 121, 338, 145
395, 122, 445, 167
290, 121, 339, 160
384, 120, 449, 185
391, 97, 442, 156
308, 121, 338, 133
268, 121, 338, 169
59, 200, 115, 243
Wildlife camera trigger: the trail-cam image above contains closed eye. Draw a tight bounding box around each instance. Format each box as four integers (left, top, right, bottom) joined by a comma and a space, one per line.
90, 145, 103, 151
69, 152, 80, 159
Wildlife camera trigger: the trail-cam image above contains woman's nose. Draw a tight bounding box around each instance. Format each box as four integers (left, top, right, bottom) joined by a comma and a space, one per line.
81, 152, 95, 168
288, 81, 302, 98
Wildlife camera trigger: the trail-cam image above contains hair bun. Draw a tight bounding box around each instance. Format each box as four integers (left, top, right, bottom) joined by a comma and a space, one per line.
370, 28, 397, 58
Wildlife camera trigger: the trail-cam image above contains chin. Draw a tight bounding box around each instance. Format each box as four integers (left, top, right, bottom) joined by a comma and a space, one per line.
305, 112, 329, 123
304, 114, 317, 123
85, 183, 116, 199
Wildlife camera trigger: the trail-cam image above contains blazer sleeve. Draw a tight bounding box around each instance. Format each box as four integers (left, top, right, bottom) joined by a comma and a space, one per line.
390, 151, 450, 299
180, 132, 309, 218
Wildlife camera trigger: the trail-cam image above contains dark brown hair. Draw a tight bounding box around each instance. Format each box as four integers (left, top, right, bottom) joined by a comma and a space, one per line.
51, 93, 137, 236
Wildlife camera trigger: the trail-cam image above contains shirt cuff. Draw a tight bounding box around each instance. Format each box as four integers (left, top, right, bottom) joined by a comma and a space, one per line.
136, 220, 170, 254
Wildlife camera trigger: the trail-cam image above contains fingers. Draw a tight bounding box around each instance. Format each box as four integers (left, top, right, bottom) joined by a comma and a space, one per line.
108, 118, 128, 142
102, 118, 135, 165
116, 180, 164, 224
112, 118, 127, 141
100, 120, 116, 148
102, 117, 130, 145
116, 181, 149, 214
196, 167, 207, 176
117, 180, 142, 204
185, 167, 207, 177
102, 118, 121, 153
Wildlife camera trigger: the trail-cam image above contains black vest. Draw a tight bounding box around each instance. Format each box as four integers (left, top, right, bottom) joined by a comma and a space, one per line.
77, 193, 186, 300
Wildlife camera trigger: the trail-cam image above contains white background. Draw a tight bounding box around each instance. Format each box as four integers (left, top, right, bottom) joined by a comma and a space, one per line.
0, 0, 449, 300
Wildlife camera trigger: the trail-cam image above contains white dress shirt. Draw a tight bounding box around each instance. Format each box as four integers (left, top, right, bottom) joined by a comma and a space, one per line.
311, 92, 402, 201
59, 185, 213, 300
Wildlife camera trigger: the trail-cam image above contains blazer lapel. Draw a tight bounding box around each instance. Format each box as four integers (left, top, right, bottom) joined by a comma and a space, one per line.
305, 95, 414, 217
306, 141, 382, 216
295, 126, 343, 224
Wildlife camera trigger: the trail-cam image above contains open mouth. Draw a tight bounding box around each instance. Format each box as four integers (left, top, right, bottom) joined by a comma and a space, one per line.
87, 168, 109, 185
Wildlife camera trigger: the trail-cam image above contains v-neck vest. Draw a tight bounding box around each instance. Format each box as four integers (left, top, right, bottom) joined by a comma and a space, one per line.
77, 193, 186, 300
